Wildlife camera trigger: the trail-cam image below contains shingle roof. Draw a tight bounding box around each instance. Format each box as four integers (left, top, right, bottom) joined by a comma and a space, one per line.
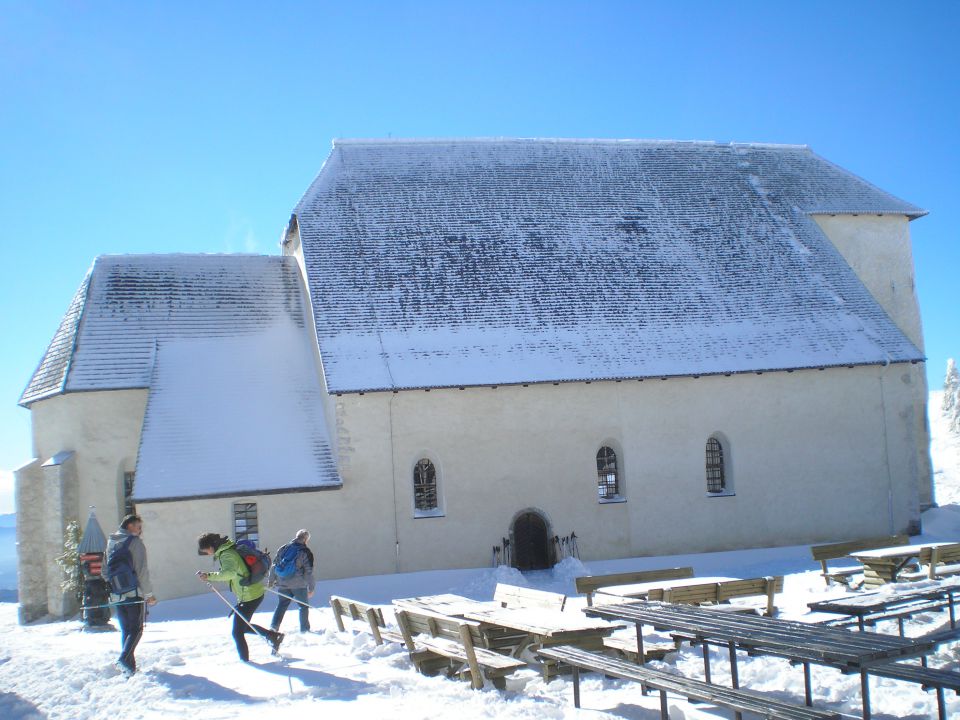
22, 254, 309, 404
293, 138, 926, 392
21, 254, 339, 499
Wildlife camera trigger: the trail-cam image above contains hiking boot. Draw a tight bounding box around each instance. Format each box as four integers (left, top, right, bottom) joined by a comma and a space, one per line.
271, 632, 284, 656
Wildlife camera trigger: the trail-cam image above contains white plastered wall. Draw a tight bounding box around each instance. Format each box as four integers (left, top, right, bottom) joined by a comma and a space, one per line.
340, 365, 924, 573
812, 214, 933, 511
16, 390, 147, 618
76, 360, 926, 601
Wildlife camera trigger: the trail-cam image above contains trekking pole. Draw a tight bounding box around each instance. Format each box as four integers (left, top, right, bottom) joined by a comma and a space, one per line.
264, 586, 318, 612
203, 581, 274, 647
80, 598, 146, 611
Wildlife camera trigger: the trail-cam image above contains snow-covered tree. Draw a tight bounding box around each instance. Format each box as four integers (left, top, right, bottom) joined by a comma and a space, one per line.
55, 519, 82, 604
944, 359, 960, 435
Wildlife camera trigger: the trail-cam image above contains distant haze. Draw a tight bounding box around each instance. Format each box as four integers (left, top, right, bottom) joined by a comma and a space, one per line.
0, 470, 13, 515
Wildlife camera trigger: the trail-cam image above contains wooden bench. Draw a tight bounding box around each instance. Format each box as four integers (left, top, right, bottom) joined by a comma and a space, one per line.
611, 576, 782, 617
868, 662, 960, 720
493, 583, 566, 611
818, 598, 952, 636
330, 595, 404, 646
910, 543, 960, 581
716, 576, 784, 617
538, 644, 840, 719
575, 566, 695, 606
394, 607, 526, 689
810, 535, 909, 586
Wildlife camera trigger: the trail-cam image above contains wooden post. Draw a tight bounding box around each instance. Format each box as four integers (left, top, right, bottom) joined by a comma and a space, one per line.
395, 610, 417, 653
458, 623, 484, 689
572, 666, 581, 708
861, 669, 871, 720
764, 577, 776, 616
366, 608, 384, 645
803, 662, 812, 706
331, 598, 346, 632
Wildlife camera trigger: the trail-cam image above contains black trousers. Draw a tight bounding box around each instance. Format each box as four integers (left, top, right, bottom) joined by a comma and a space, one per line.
116, 599, 145, 671
232, 595, 279, 661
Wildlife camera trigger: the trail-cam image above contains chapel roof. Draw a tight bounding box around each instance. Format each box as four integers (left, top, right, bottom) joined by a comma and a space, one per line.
21, 254, 340, 499
292, 138, 926, 392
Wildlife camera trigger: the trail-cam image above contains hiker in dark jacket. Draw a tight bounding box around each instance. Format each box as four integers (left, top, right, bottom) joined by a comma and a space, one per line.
105, 514, 157, 675
196, 533, 283, 661
267, 529, 315, 633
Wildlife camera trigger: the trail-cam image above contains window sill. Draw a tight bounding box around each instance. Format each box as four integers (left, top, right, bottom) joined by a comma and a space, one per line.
414, 509, 446, 519
706, 491, 735, 498
598, 496, 627, 504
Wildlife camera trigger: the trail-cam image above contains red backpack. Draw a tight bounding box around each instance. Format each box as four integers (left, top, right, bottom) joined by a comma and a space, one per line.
233, 539, 271, 586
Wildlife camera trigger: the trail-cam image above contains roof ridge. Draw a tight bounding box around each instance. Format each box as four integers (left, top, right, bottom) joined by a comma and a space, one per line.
332, 137, 811, 150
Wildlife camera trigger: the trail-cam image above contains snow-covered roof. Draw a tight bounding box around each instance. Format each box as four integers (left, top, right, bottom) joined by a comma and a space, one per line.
293, 138, 926, 392
22, 255, 308, 404
133, 329, 339, 502
21, 254, 340, 499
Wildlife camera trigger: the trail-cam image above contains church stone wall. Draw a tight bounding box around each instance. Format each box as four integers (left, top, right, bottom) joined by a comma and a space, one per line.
813, 214, 933, 510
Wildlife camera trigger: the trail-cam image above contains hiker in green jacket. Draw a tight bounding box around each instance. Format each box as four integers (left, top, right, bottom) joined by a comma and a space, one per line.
196, 533, 284, 661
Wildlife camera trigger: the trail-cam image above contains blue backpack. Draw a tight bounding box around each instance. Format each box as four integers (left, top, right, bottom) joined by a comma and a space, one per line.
233, 539, 271, 586
106, 535, 138, 595
273, 543, 303, 579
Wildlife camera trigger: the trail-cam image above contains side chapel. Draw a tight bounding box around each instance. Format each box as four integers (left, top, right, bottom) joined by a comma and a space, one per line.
15, 139, 933, 620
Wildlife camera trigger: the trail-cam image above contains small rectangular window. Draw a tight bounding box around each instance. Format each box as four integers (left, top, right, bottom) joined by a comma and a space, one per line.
123, 471, 136, 516
233, 502, 259, 544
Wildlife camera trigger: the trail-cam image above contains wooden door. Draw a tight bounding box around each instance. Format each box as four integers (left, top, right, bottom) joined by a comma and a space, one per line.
513, 512, 550, 571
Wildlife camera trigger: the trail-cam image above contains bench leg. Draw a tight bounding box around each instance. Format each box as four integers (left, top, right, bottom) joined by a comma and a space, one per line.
635, 621, 645, 663
728, 641, 742, 720
803, 662, 812, 706
572, 666, 580, 709
860, 669, 871, 720
659, 689, 669, 719
949, 591, 956, 629
635, 621, 648, 695
937, 687, 945, 720
702, 642, 711, 684
728, 641, 739, 689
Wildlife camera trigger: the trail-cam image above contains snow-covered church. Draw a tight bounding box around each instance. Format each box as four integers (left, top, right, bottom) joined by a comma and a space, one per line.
15, 139, 933, 620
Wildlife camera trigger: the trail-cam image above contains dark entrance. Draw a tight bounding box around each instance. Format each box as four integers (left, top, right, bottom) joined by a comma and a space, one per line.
512, 512, 551, 571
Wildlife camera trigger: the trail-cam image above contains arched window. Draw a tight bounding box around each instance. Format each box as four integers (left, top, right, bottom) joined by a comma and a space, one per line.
414, 458, 438, 512
596, 446, 620, 499
706, 437, 726, 493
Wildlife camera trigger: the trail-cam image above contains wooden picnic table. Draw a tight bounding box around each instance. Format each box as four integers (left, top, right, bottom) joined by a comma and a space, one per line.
393, 593, 496, 616
394, 593, 616, 677
595, 575, 740, 601
808, 575, 960, 631
851, 542, 952, 587
585, 599, 933, 719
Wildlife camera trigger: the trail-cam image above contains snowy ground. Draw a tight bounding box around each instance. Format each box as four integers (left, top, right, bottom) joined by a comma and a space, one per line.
1, 397, 959, 720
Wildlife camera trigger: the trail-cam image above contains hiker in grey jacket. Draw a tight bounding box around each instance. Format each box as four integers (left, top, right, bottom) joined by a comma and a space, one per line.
268, 529, 315, 632
105, 514, 157, 675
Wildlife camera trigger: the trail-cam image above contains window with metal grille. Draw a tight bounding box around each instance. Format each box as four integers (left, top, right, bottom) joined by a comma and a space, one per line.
596, 446, 619, 499
233, 502, 259, 544
706, 438, 725, 493
123, 471, 136, 516
414, 458, 438, 512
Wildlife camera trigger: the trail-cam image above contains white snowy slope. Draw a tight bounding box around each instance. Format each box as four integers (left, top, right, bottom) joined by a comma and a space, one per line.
1, 396, 959, 720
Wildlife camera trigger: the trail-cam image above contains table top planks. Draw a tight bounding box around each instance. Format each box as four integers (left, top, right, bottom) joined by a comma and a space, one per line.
585, 600, 933, 668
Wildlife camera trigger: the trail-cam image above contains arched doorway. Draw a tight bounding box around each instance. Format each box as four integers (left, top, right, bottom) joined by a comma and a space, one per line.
511, 511, 551, 571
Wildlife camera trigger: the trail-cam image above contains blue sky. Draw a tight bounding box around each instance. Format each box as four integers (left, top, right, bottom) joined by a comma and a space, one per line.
1, 1, 957, 509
